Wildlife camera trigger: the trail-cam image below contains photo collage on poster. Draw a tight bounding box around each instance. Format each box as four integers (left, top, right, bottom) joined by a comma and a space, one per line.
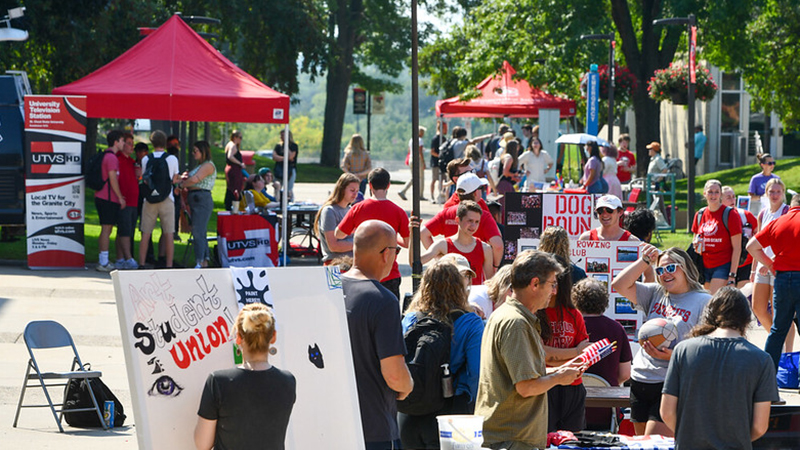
519, 238, 645, 340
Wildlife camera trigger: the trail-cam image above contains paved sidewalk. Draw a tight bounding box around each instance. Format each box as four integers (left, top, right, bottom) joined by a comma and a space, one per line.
1, 179, 797, 448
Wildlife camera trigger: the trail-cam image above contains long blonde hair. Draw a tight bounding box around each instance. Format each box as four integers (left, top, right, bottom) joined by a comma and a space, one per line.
313, 173, 360, 236
656, 247, 705, 298
345, 134, 367, 154
406, 261, 470, 322
538, 226, 570, 262
234, 304, 275, 354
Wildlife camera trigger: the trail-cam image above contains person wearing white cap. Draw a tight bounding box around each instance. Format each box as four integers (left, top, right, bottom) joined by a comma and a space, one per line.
579, 195, 639, 242
419, 173, 504, 269
416, 201, 494, 285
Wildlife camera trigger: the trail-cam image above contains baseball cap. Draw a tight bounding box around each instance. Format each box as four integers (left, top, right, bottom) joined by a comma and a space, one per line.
646, 142, 661, 152
258, 167, 272, 177
439, 253, 477, 278
456, 173, 489, 194
595, 194, 623, 211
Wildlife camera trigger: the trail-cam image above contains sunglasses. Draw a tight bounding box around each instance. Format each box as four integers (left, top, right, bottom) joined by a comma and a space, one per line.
655, 263, 679, 276
380, 246, 401, 254
763, 161, 776, 166
595, 207, 615, 215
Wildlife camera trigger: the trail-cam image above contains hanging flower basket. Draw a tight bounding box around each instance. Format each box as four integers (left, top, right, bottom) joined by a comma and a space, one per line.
648, 62, 718, 103
580, 64, 638, 106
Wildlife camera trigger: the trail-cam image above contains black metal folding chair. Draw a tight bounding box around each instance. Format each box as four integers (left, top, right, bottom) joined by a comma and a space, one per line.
13, 320, 107, 432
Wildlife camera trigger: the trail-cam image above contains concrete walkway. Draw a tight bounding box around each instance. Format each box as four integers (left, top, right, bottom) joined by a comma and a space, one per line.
0, 178, 797, 448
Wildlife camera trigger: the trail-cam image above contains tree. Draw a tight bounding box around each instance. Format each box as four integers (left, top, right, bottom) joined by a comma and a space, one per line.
318, 0, 413, 166
419, 0, 763, 175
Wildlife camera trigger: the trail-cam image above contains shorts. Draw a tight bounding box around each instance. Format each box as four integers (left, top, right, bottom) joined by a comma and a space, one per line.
117, 206, 138, 237
95, 197, 120, 226
755, 269, 775, 286
703, 261, 732, 281
736, 264, 752, 284
141, 199, 175, 235
547, 383, 587, 432
629, 379, 664, 423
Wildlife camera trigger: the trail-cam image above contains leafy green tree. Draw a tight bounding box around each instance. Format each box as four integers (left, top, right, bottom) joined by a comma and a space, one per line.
318, 0, 415, 167
419, 0, 770, 175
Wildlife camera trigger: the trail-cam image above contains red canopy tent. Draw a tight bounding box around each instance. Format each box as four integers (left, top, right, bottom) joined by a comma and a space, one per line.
435, 61, 576, 119
52, 15, 289, 124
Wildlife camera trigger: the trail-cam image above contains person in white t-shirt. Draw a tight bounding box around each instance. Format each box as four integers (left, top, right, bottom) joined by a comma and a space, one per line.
518, 137, 554, 189
138, 130, 181, 268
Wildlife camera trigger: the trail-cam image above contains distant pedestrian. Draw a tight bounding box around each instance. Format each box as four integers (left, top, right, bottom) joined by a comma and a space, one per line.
114, 132, 139, 270
340, 134, 372, 194
95, 130, 126, 272
273, 130, 298, 203
224, 130, 245, 211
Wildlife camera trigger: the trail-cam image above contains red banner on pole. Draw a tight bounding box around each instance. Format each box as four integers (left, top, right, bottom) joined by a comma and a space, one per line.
689, 26, 697, 83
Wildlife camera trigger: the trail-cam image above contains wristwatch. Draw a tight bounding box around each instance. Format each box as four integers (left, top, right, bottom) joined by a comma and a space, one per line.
728, 272, 736, 278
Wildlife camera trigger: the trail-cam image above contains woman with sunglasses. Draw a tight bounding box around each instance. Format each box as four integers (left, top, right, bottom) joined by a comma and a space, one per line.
692, 179, 743, 294
748, 153, 780, 214
611, 245, 710, 437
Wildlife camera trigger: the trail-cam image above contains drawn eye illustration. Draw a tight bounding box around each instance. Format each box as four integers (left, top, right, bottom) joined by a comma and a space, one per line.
148, 375, 184, 398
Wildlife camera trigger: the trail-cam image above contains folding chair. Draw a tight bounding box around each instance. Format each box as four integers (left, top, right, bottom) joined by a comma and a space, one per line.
583, 373, 619, 433
13, 320, 107, 432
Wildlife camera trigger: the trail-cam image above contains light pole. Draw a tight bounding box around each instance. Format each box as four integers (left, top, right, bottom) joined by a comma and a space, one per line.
410, 0, 421, 292
580, 33, 615, 145
653, 14, 697, 232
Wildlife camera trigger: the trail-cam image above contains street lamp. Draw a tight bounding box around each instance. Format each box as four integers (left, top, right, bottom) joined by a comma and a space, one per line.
580, 33, 615, 145
653, 14, 697, 233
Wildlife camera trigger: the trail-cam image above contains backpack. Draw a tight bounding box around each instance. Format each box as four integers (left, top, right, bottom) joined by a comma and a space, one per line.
438, 139, 456, 173
397, 310, 464, 416
62, 368, 126, 428
86, 150, 111, 192
694, 206, 747, 266
142, 152, 173, 203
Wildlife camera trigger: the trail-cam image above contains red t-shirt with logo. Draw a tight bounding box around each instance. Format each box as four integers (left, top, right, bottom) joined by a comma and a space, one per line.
691, 206, 742, 269
337, 198, 410, 281
616, 149, 636, 184
754, 206, 800, 272
544, 306, 589, 385
424, 206, 501, 244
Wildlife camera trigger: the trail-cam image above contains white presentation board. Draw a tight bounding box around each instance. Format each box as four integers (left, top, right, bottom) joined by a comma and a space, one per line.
112, 266, 363, 450
518, 239, 646, 339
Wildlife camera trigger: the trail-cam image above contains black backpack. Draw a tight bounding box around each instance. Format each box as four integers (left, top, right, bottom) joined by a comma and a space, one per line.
86, 150, 111, 192
142, 152, 172, 203
397, 310, 464, 416
62, 372, 126, 428
694, 206, 748, 267
438, 139, 456, 173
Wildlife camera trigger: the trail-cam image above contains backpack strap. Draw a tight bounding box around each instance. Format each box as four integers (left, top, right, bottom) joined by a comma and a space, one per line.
695, 207, 706, 229
721, 206, 731, 233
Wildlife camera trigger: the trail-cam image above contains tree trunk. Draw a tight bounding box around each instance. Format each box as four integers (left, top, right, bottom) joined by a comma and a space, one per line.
631, 88, 661, 178
320, 0, 362, 167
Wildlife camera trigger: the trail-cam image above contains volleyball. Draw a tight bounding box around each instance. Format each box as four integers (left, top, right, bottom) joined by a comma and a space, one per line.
638, 318, 679, 349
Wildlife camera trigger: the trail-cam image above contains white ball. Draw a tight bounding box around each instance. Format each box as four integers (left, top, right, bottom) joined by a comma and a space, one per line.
638, 317, 679, 348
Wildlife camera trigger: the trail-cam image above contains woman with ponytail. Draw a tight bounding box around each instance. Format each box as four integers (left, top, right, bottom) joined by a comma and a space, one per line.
195, 304, 296, 449
661, 287, 779, 448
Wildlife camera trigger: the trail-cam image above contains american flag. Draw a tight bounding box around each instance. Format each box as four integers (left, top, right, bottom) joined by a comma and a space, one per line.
576, 339, 616, 369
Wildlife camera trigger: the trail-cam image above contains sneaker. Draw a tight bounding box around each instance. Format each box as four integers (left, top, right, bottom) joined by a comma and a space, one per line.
115, 258, 125, 267
420, 197, 428, 201
124, 259, 139, 270
398, 192, 407, 201
96, 262, 115, 272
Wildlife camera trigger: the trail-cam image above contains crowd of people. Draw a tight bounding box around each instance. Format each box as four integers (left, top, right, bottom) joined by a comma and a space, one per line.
90, 123, 793, 449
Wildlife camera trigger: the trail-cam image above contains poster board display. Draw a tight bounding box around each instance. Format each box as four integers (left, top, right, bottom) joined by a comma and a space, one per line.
502, 192, 599, 263
518, 238, 645, 339
217, 212, 279, 267
24, 95, 87, 269
112, 266, 363, 450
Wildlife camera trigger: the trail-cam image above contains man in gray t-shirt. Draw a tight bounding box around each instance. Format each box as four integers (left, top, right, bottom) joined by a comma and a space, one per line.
663, 335, 779, 449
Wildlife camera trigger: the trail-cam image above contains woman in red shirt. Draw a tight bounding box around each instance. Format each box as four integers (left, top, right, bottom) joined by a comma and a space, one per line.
691, 179, 742, 294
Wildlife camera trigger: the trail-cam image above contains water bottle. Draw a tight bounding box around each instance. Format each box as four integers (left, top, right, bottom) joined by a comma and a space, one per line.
244, 190, 255, 214
441, 363, 454, 398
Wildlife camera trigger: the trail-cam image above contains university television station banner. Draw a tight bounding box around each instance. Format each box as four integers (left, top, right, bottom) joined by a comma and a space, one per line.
24, 95, 87, 269
518, 238, 645, 340
112, 266, 364, 450
502, 192, 599, 264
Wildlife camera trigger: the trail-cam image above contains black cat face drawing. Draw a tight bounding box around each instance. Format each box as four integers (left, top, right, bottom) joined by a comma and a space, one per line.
308, 343, 324, 369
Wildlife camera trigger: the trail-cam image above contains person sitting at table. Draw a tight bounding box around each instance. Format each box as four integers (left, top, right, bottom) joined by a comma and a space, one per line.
239, 174, 272, 212
195, 303, 296, 450
257, 167, 281, 203
313, 173, 360, 265
661, 287, 779, 449
572, 278, 632, 431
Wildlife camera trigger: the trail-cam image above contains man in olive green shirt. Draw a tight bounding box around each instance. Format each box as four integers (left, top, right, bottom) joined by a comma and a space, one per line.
475, 250, 582, 450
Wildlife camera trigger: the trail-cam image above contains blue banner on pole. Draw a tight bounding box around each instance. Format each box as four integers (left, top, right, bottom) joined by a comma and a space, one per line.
587, 64, 599, 136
